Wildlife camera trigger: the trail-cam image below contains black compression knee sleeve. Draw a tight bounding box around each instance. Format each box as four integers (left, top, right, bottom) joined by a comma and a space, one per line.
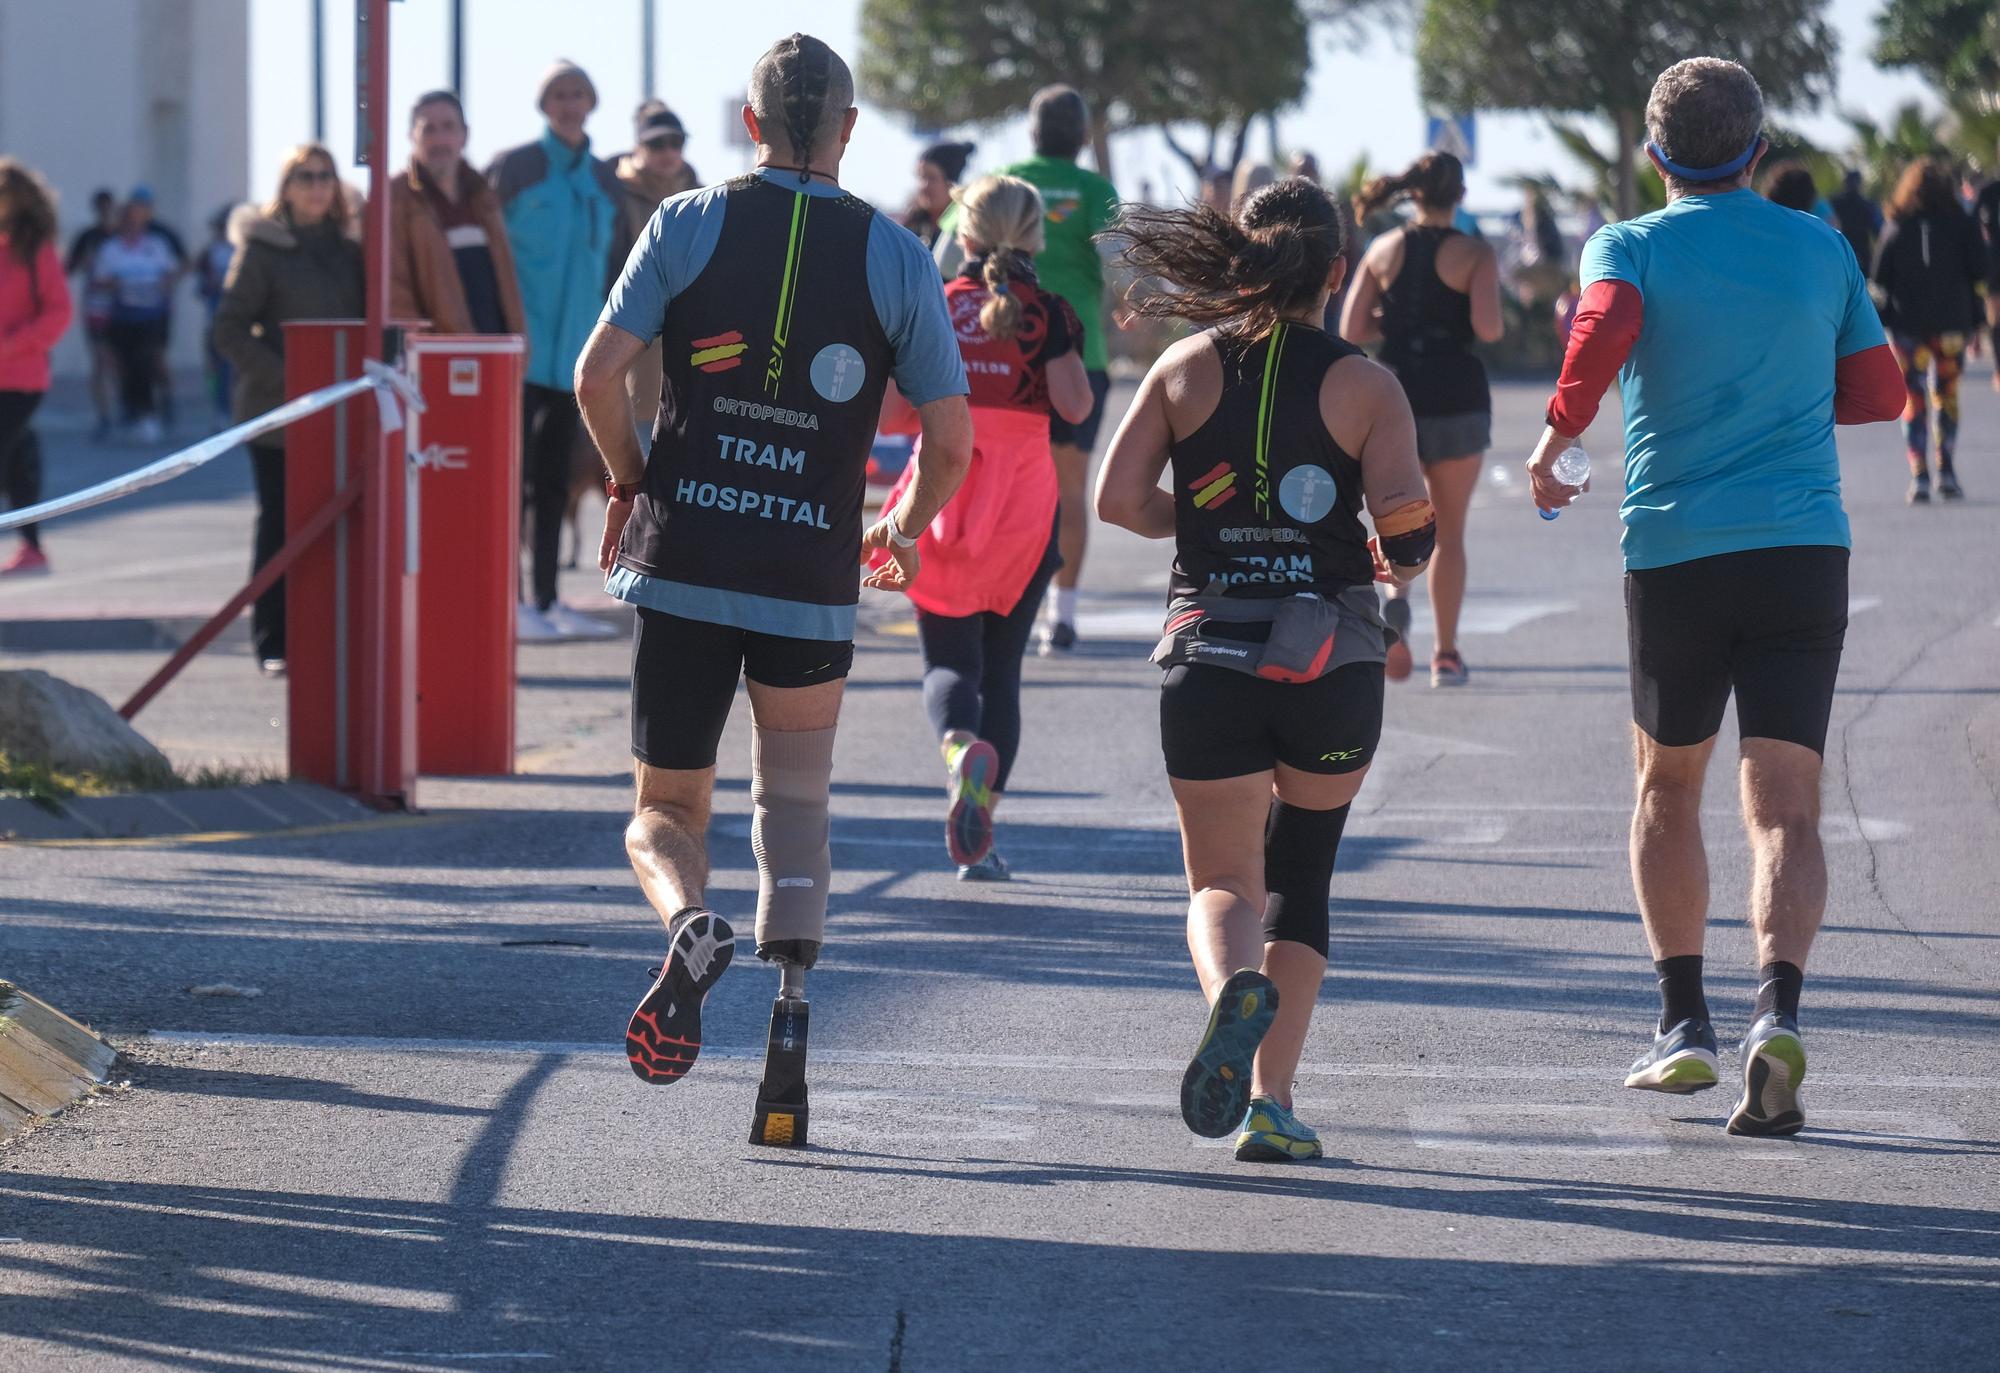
1262, 800, 1349, 957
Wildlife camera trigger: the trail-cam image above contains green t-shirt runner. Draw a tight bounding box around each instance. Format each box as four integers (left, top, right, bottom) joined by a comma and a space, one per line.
941, 155, 1120, 370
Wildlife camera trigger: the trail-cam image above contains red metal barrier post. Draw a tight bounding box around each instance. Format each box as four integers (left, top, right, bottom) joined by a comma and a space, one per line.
408, 335, 526, 775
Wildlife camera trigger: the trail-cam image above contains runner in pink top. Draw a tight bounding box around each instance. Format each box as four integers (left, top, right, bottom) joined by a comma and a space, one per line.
877, 175, 1094, 878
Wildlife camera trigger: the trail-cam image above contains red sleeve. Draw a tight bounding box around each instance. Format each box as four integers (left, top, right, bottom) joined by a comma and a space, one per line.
1833, 342, 1905, 425
1543, 279, 1643, 437
0, 245, 73, 360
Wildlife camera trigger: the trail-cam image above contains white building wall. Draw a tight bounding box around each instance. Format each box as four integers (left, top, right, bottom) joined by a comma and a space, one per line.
0, 0, 249, 378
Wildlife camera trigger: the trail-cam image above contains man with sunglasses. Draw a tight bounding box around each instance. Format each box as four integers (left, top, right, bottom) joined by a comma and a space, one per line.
612, 102, 703, 441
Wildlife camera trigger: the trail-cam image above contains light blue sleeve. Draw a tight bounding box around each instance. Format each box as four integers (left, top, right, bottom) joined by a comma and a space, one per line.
1578, 224, 1641, 296
601, 186, 726, 343
868, 216, 969, 407
1834, 239, 1887, 358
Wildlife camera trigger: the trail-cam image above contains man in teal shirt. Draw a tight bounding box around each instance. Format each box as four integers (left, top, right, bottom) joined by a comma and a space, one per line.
488, 60, 635, 640
939, 85, 1119, 651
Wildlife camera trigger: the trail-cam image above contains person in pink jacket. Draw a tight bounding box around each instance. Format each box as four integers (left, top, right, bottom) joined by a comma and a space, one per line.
0, 160, 74, 576
877, 175, 1094, 878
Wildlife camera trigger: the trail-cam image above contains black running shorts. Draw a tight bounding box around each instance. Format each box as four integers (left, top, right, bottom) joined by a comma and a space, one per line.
1625, 545, 1848, 755
1160, 661, 1385, 781
631, 607, 853, 770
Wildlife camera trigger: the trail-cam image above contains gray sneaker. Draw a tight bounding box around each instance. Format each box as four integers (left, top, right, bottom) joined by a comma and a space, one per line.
1727, 1012, 1806, 1137
957, 850, 1011, 882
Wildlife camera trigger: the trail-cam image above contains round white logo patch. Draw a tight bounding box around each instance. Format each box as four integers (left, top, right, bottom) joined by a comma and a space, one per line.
810, 343, 866, 403
1279, 464, 1338, 523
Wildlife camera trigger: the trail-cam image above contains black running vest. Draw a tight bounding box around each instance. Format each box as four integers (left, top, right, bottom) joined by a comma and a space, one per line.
1167, 323, 1375, 601
1377, 225, 1489, 417
616, 175, 895, 617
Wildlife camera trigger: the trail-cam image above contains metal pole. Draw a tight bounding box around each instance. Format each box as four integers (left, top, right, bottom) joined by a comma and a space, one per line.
354, 0, 414, 809
450, 0, 465, 98
642, 0, 657, 99
311, 0, 327, 142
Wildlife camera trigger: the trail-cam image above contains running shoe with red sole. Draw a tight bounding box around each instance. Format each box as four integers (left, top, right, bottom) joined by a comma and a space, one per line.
626, 908, 735, 1084
945, 738, 1000, 868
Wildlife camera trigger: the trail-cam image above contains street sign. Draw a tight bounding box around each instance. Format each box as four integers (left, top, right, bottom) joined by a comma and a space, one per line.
1425, 114, 1477, 168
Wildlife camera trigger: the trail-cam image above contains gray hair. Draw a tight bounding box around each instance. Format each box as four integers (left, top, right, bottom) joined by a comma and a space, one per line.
1645, 58, 1764, 188
748, 34, 854, 172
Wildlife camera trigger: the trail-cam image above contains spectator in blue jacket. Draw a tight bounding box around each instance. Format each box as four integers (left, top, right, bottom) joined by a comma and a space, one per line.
487, 59, 635, 640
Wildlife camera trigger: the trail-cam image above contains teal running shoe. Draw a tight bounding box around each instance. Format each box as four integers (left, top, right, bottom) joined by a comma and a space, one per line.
1235, 1096, 1323, 1161
1179, 969, 1278, 1138
1728, 1012, 1806, 1137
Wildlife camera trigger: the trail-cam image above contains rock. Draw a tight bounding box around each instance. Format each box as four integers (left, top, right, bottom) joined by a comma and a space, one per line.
0, 670, 170, 779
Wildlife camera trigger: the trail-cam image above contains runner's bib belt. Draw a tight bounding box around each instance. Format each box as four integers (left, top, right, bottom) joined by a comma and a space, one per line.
1150, 586, 1390, 683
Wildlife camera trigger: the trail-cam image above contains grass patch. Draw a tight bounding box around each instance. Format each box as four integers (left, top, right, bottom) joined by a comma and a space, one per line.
0, 752, 282, 814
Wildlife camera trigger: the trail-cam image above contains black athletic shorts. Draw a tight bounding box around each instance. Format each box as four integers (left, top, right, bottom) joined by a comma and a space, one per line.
1626, 545, 1847, 755
1160, 661, 1385, 781
1049, 368, 1112, 452
631, 607, 853, 770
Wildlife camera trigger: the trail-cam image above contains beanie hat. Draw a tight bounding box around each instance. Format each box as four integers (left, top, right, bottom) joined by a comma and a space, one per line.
537, 60, 598, 114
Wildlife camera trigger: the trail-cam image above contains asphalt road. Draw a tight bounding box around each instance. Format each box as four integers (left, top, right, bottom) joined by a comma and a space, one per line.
4, 369, 1999, 1370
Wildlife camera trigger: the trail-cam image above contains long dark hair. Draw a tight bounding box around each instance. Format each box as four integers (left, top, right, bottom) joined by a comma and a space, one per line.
1104, 176, 1346, 339
1354, 151, 1464, 220
0, 158, 59, 269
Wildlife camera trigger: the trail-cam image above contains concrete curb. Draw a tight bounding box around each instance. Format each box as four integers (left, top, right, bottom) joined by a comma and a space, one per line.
0, 780, 377, 843
0, 982, 116, 1142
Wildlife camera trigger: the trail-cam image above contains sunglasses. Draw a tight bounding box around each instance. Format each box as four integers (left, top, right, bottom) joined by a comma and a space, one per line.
642, 134, 685, 152
291, 168, 338, 185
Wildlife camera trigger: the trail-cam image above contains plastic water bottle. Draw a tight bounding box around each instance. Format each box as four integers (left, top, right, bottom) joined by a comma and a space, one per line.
1539, 446, 1591, 521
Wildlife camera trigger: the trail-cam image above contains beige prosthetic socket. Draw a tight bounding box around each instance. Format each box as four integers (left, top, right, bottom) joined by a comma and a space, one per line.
751, 725, 837, 962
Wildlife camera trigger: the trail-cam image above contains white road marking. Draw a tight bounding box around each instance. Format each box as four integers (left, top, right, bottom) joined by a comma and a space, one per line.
1453, 598, 1578, 636
1849, 596, 1881, 616
1410, 1104, 1672, 1155
140, 1031, 2000, 1088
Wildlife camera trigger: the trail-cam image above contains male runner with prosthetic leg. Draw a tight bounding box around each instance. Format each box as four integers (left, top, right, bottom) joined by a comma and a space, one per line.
1096, 179, 1432, 1160
574, 34, 971, 1146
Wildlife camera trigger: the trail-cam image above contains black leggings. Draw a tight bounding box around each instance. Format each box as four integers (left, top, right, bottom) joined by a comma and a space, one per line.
106, 319, 163, 420
248, 443, 287, 661
0, 391, 44, 550
913, 531, 1060, 791
522, 383, 580, 611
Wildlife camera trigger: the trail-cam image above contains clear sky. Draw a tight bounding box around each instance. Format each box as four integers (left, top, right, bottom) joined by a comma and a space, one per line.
251, 0, 1936, 214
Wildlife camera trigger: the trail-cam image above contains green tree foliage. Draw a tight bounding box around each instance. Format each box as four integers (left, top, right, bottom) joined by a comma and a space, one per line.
1415, 0, 1838, 219
1872, 0, 2000, 106
857, 0, 1312, 180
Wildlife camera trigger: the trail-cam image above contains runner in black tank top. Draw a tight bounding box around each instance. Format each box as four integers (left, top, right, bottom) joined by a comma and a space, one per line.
573, 34, 973, 1146
1343, 152, 1503, 689
1097, 178, 1436, 1162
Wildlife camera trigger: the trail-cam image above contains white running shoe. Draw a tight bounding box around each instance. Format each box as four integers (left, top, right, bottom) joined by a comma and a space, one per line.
516, 602, 561, 642
542, 603, 617, 639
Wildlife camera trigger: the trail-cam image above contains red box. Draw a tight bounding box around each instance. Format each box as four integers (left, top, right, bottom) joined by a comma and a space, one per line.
406, 335, 525, 775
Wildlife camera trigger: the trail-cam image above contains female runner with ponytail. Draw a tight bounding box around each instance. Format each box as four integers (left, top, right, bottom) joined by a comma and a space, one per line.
1341, 153, 1501, 687
1095, 179, 1434, 1160
876, 175, 1095, 877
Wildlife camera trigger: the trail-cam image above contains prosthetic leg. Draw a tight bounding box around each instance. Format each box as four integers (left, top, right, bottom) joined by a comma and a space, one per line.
747, 725, 836, 1149
751, 941, 817, 1147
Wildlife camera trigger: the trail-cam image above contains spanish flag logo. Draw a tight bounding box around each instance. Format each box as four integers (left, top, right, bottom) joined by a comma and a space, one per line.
691, 330, 747, 373
1189, 461, 1237, 509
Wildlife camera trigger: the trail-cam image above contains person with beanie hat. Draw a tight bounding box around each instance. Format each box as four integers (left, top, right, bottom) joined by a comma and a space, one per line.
486, 59, 637, 641
904, 140, 975, 248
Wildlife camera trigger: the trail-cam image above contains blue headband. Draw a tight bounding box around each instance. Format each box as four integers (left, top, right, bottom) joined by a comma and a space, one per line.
1647, 135, 1762, 183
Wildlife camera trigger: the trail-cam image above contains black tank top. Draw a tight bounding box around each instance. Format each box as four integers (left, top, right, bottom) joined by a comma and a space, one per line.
1377, 225, 1489, 417
616, 175, 894, 621
1167, 322, 1375, 601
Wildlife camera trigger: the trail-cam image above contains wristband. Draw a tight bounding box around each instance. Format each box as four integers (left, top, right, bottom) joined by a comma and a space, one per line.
606, 476, 640, 503
884, 512, 920, 548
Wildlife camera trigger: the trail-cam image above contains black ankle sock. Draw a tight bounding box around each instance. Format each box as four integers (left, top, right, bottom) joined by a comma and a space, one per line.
1654, 954, 1708, 1032
1753, 961, 1803, 1022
